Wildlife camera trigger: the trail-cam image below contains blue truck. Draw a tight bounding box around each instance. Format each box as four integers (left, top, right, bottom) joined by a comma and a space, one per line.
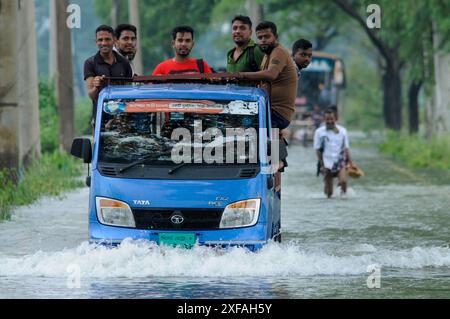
71, 75, 281, 251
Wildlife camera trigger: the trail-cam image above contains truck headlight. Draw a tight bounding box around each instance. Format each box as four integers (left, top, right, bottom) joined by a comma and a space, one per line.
219, 199, 260, 228
95, 197, 135, 228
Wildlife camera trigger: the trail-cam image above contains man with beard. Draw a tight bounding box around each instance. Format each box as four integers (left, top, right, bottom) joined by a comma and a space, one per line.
84, 25, 133, 125
314, 107, 353, 198
292, 38, 313, 74
152, 25, 213, 75
235, 21, 298, 131
114, 24, 139, 75
226, 15, 264, 72
235, 21, 298, 184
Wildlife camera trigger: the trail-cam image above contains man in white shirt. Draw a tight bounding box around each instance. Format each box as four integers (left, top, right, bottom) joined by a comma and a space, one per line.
313, 107, 353, 198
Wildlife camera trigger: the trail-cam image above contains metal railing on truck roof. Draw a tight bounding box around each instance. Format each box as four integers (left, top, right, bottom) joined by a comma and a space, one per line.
103, 73, 267, 88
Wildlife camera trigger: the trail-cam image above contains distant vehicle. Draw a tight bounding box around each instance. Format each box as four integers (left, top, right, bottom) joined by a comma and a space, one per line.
71, 74, 282, 251
288, 52, 346, 145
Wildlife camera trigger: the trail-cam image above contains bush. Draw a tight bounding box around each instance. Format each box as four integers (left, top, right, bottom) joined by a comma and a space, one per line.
1, 80, 87, 221
40, 80, 93, 148
0, 151, 83, 221
379, 131, 450, 170
39, 79, 59, 153
75, 97, 93, 136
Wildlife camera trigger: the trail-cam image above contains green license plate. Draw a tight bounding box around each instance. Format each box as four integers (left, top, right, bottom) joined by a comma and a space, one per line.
158, 233, 196, 248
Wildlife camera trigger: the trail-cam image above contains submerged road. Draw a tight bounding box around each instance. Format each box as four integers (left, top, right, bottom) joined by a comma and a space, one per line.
0, 132, 449, 298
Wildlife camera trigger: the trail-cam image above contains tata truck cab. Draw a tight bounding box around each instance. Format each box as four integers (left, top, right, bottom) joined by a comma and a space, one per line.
71, 75, 281, 251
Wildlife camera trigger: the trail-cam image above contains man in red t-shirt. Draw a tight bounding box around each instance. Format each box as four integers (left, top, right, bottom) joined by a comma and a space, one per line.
152, 25, 213, 75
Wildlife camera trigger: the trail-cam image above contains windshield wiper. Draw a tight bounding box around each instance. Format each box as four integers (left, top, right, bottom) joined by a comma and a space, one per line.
119, 151, 172, 174
167, 162, 201, 175
167, 162, 188, 175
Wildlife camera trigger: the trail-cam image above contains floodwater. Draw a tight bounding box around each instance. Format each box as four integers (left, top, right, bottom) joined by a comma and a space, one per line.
0, 133, 449, 299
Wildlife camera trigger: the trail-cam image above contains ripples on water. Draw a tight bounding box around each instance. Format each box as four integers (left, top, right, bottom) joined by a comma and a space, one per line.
1, 141, 449, 298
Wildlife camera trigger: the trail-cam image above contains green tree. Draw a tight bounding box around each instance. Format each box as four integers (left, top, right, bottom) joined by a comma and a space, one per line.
266, 0, 349, 50
332, 0, 450, 134
331, 0, 408, 131
95, 0, 220, 72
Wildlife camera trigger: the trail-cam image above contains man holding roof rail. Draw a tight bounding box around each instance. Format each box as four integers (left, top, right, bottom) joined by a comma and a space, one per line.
234, 21, 298, 185
226, 15, 265, 73
84, 25, 133, 127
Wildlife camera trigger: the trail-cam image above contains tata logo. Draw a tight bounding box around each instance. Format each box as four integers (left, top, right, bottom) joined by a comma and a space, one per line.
170, 214, 184, 224
133, 200, 150, 205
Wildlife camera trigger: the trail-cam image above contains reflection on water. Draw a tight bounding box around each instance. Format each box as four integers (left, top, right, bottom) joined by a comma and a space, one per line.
0, 134, 450, 298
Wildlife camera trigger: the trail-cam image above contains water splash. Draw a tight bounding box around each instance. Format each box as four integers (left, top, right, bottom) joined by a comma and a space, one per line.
1, 239, 449, 279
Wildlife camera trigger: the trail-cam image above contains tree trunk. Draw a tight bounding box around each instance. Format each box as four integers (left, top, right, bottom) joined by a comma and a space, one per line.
432, 24, 450, 136
408, 80, 422, 134
128, 0, 143, 75
331, 0, 405, 131
55, 0, 74, 152
0, 0, 19, 173
382, 62, 403, 130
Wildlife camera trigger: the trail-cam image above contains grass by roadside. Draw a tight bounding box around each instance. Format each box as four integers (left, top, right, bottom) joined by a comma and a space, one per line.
0, 151, 83, 221
0, 79, 89, 221
378, 131, 450, 170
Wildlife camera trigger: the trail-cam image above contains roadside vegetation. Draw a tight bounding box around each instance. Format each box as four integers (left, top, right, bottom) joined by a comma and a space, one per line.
378, 131, 450, 170
0, 80, 88, 221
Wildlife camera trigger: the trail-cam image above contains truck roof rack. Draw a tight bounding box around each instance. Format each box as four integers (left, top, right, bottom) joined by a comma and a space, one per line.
104, 73, 264, 87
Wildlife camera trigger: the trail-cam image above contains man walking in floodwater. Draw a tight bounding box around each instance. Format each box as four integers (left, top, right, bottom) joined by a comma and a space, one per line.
314, 107, 353, 198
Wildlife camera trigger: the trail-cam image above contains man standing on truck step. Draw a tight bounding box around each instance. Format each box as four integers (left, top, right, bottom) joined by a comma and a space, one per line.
314, 107, 353, 198
152, 25, 213, 75
114, 24, 139, 75
226, 15, 265, 73
235, 21, 298, 179
84, 25, 133, 127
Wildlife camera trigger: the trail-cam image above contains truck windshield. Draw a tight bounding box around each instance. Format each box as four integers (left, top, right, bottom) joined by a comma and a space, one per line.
98, 99, 259, 165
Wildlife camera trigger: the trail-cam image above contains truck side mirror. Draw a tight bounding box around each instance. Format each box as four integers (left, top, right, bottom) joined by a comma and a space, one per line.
70, 138, 92, 163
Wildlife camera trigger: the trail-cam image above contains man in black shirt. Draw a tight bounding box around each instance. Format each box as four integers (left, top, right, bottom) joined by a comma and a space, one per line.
84, 25, 133, 125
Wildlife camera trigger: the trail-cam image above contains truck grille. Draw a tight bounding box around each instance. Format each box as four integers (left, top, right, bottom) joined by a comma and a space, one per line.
132, 208, 223, 230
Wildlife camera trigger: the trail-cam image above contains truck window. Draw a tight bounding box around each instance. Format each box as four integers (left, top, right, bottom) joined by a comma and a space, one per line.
98, 99, 259, 166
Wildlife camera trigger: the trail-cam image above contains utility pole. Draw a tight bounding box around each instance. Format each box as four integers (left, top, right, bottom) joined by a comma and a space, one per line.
246, 0, 264, 29
17, 0, 41, 165
54, 0, 75, 152
0, 0, 20, 173
111, 0, 121, 28
49, 0, 57, 79
128, 0, 143, 74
